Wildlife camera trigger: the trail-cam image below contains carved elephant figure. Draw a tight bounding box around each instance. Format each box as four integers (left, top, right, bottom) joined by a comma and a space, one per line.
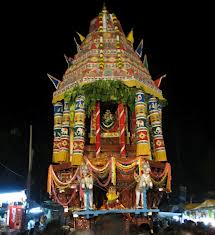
76, 127, 84, 137
136, 119, 144, 127
154, 126, 162, 135
61, 127, 69, 135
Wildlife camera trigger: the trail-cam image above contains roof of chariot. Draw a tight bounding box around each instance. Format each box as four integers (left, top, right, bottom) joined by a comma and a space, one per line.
53, 5, 164, 103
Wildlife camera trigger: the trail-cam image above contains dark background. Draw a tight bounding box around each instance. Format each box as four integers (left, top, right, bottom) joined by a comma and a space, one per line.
0, 0, 211, 202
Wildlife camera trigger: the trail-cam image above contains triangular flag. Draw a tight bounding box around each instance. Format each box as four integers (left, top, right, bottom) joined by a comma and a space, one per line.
154, 74, 167, 88
143, 54, 148, 69
64, 54, 74, 67
135, 39, 144, 57
76, 32, 85, 42
47, 74, 61, 89
127, 29, 134, 44
74, 37, 80, 52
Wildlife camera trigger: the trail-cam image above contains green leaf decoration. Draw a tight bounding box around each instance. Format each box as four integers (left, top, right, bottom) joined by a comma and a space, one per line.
64, 80, 165, 117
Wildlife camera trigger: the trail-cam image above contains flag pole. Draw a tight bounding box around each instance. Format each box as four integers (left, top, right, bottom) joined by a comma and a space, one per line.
26, 125, 33, 205
22, 125, 33, 230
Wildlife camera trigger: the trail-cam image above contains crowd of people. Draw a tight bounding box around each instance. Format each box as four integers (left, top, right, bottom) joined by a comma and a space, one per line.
0, 217, 215, 235
153, 219, 215, 235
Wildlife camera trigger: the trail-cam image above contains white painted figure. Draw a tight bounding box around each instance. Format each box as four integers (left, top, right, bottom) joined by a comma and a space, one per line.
134, 161, 153, 208
80, 164, 93, 210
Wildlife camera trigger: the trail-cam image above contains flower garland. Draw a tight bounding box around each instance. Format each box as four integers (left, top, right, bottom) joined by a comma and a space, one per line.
116, 161, 137, 171
151, 173, 167, 186
93, 169, 112, 188
116, 156, 139, 165
116, 165, 137, 175
51, 165, 80, 187
85, 157, 110, 173
47, 165, 52, 195
51, 180, 77, 206
150, 162, 170, 179
48, 157, 172, 200
111, 157, 116, 185
150, 163, 172, 192
94, 167, 110, 179
166, 163, 171, 192
52, 178, 71, 190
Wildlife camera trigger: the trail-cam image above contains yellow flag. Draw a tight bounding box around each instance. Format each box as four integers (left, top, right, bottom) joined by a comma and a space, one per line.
76, 32, 85, 42
127, 29, 134, 44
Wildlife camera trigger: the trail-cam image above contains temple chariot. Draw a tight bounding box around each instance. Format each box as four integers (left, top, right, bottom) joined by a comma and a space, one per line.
47, 5, 172, 232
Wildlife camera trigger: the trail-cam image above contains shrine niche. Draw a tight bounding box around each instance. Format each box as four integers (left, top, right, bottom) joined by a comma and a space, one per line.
47, 4, 171, 232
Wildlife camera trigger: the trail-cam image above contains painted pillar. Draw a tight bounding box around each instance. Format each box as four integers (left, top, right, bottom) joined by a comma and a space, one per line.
60, 101, 70, 162
90, 108, 96, 144
135, 91, 151, 159
148, 96, 167, 161
53, 102, 63, 163
149, 121, 155, 160
69, 103, 75, 162
158, 102, 162, 127
95, 102, 101, 157
118, 103, 126, 157
72, 95, 86, 165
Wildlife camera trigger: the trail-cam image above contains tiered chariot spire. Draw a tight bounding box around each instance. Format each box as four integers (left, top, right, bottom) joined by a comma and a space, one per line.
51, 5, 167, 164
47, 6, 171, 229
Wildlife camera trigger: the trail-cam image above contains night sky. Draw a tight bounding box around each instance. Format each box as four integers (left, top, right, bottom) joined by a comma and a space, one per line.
0, 1, 211, 201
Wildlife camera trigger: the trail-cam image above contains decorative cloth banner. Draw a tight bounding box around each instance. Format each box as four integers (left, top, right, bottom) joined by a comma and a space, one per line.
148, 96, 167, 161
118, 103, 126, 157
95, 102, 101, 157
135, 91, 151, 158
71, 96, 86, 165
53, 102, 64, 163
60, 101, 70, 162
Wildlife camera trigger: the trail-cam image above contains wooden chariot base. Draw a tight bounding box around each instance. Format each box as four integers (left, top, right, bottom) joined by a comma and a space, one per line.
73, 208, 158, 233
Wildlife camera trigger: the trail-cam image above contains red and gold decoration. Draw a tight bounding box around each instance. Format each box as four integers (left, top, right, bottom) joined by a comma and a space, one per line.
118, 103, 126, 157
95, 102, 101, 157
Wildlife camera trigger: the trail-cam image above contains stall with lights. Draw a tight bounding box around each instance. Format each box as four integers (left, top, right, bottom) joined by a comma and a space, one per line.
183, 200, 215, 227
0, 190, 26, 230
